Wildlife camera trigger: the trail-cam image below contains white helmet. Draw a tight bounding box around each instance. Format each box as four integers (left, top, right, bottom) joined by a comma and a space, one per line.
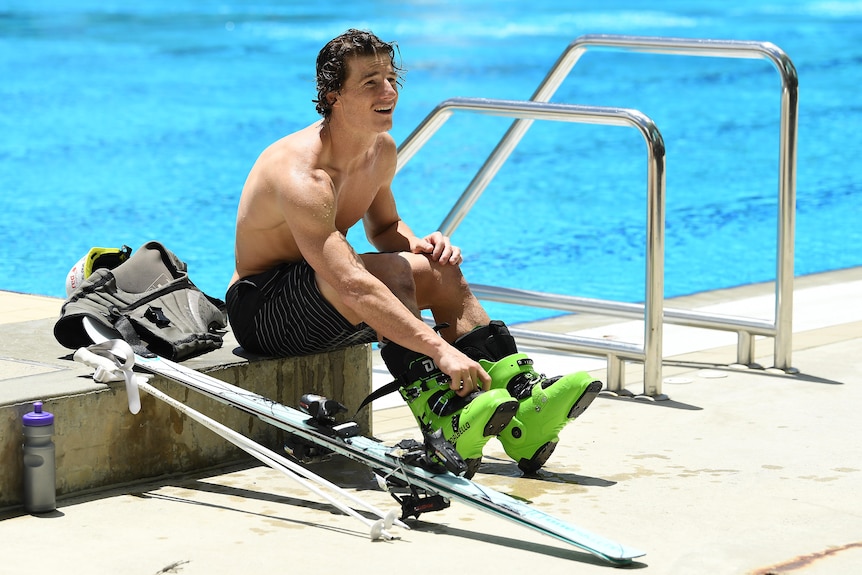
65, 246, 132, 296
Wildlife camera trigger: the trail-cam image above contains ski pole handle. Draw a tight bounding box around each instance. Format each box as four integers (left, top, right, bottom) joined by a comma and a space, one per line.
74, 346, 142, 415
73, 347, 117, 374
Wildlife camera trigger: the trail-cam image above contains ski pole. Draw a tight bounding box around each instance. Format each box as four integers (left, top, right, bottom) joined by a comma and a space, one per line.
75, 346, 404, 540
76, 344, 406, 530
141, 379, 400, 541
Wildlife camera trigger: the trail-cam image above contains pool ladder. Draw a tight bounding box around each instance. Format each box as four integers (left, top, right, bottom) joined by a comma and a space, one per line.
397, 34, 799, 399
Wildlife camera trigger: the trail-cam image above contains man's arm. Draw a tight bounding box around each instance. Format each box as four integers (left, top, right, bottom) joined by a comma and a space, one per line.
282, 170, 486, 394
364, 184, 463, 266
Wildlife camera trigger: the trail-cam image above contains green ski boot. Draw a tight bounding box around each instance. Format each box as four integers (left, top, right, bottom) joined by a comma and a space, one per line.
454, 321, 602, 474
481, 355, 601, 473
380, 341, 518, 478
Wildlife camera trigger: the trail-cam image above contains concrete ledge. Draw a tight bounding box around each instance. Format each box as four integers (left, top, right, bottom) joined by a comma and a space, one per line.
0, 317, 372, 508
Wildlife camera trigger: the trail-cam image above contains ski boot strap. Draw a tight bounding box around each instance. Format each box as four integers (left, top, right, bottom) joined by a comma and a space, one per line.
357, 326, 452, 414
453, 320, 519, 361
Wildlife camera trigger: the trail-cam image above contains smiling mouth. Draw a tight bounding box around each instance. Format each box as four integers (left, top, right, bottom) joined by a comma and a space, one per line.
374, 106, 393, 115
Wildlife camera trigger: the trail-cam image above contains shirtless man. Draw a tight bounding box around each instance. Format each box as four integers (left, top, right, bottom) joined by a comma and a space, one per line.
227, 29, 489, 395
226, 30, 600, 475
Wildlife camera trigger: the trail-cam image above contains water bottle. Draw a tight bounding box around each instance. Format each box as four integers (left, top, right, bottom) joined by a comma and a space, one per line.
22, 401, 56, 513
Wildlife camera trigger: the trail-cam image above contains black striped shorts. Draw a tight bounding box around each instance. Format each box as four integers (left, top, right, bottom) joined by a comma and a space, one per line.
225, 260, 377, 357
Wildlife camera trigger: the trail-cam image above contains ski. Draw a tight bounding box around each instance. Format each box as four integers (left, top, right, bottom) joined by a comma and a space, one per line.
74, 343, 405, 541
83, 320, 644, 565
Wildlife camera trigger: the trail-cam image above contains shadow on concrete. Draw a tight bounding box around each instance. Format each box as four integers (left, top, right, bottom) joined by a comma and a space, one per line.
663, 360, 845, 386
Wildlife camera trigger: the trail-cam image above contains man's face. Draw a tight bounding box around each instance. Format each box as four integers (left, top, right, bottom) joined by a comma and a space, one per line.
330, 54, 399, 131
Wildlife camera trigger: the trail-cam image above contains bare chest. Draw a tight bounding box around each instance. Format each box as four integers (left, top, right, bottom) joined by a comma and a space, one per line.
332, 173, 378, 232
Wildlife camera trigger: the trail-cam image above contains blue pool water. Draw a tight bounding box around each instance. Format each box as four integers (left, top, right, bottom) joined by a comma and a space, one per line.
2, 0, 860, 323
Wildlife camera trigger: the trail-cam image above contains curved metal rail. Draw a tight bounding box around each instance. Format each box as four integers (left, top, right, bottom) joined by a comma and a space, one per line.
397, 34, 798, 397
399, 97, 666, 396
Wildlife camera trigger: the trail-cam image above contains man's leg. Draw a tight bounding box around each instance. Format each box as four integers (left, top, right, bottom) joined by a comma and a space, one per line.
359, 252, 516, 475
323, 251, 602, 474
315, 251, 422, 325
361, 253, 602, 474
360, 251, 489, 342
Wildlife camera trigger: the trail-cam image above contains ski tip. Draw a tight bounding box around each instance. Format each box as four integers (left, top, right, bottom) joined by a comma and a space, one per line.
600, 546, 647, 565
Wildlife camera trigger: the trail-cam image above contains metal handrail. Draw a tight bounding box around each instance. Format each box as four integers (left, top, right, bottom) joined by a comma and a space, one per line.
399, 34, 799, 396
399, 97, 667, 396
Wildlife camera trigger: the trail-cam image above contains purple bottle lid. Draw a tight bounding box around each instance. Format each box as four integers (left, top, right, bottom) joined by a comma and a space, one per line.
23, 401, 54, 426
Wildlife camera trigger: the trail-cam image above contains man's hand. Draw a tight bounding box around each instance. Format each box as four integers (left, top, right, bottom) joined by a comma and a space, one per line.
434, 345, 492, 397
412, 231, 462, 265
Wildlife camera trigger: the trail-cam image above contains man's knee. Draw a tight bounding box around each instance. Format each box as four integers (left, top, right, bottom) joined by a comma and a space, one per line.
363, 252, 419, 301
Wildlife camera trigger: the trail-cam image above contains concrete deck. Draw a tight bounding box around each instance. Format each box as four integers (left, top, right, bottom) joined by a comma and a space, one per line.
1, 267, 861, 574
0, 297, 373, 506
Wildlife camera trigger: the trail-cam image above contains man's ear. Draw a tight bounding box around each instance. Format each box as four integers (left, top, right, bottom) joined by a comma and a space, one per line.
326, 92, 337, 105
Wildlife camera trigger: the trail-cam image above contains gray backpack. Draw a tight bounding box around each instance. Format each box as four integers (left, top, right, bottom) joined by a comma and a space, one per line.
54, 241, 227, 361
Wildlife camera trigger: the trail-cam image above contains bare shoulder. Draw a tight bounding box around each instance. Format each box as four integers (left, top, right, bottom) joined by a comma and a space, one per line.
233, 125, 334, 277
377, 131, 397, 150
375, 131, 397, 159
254, 126, 333, 203
371, 132, 398, 179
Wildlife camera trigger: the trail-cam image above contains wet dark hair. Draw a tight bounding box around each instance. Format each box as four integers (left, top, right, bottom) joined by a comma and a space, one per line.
314, 29, 404, 118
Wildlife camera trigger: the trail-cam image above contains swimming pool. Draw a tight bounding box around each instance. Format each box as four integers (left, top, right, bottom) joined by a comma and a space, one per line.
2, 0, 860, 323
